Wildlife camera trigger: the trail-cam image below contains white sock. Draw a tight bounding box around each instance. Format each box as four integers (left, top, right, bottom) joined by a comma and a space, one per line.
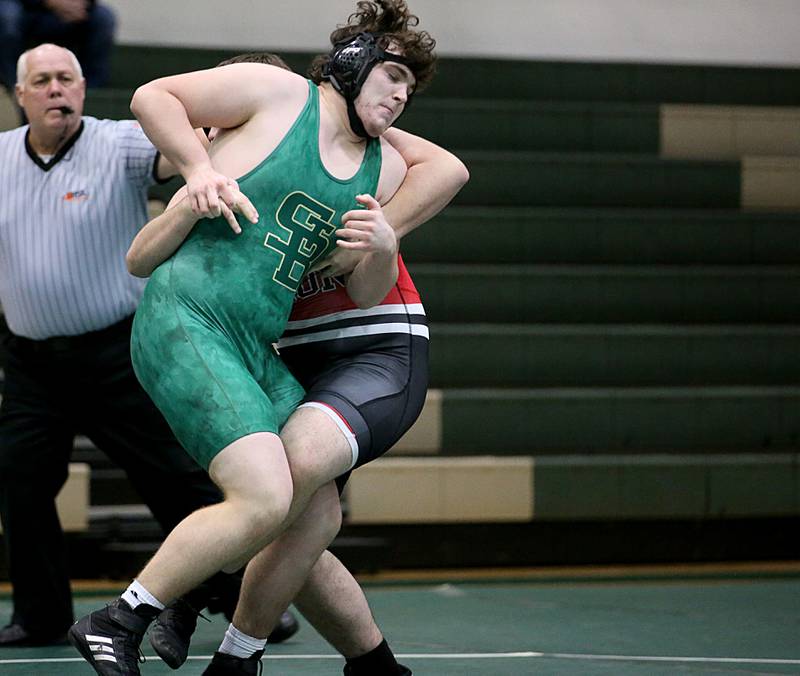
218, 623, 267, 658
121, 579, 165, 611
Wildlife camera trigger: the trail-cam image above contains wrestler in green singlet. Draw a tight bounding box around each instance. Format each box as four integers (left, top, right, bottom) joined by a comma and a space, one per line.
131, 81, 382, 468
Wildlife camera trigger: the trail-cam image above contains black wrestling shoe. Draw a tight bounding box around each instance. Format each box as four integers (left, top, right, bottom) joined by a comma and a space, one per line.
200, 571, 298, 644
0, 622, 69, 647
343, 661, 412, 675
149, 597, 206, 669
68, 599, 154, 675
202, 650, 264, 675
151, 595, 298, 670
267, 610, 299, 643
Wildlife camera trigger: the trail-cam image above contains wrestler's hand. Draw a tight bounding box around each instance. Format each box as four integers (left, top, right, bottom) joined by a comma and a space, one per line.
336, 194, 397, 255
311, 247, 363, 280
218, 186, 259, 235
184, 164, 254, 224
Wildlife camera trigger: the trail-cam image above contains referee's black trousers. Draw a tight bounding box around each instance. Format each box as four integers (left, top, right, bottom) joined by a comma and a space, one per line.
0, 316, 223, 637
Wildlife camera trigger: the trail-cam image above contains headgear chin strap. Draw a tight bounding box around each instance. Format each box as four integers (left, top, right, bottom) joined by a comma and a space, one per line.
322, 32, 412, 138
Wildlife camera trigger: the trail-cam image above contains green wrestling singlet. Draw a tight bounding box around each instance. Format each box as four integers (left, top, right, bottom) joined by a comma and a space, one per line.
131, 81, 382, 468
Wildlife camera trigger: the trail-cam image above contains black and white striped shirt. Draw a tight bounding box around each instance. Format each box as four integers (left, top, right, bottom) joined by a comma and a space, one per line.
0, 117, 159, 339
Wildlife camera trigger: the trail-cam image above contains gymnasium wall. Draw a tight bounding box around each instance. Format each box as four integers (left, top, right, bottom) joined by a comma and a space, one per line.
104, 0, 800, 66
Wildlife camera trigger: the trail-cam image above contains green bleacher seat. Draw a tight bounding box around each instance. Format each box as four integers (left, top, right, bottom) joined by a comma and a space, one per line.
428, 323, 800, 388
409, 263, 800, 324
402, 208, 800, 265
438, 386, 800, 455
454, 151, 740, 207
533, 453, 800, 519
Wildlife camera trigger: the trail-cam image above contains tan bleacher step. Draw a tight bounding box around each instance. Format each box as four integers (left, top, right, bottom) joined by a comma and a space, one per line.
0, 87, 19, 132
661, 105, 800, 159
58, 462, 90, 531
742, 157, 800, 209
346, 456, 533, 524
389, 389, 442, 454
0, 462, 89, 533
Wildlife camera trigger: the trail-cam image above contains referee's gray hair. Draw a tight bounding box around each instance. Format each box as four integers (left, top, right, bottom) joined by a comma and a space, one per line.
16, 44, 83, 84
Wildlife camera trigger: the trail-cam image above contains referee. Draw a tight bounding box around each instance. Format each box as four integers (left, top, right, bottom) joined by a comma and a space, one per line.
0, 43, 255, 647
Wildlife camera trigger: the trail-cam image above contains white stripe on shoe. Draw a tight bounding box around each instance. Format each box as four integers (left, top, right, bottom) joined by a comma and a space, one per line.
90, 645, 115, 654
85, 634, 118, 663
86, 635, 113, 644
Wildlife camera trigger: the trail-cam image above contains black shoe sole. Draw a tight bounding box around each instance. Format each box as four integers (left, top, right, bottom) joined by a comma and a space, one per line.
149, 625, 187, 670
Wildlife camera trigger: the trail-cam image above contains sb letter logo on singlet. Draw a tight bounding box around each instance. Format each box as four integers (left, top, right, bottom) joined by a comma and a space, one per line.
265, 191, 337, 291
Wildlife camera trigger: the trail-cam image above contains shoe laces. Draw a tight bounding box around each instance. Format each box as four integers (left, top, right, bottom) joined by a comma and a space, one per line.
103, 601, 150, 669
171, 597, 211, 625
107, 616, 147, 669
249, 650, 265, 676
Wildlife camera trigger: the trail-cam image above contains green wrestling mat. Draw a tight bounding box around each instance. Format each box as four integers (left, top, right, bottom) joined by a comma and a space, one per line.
2, 573, 799, 675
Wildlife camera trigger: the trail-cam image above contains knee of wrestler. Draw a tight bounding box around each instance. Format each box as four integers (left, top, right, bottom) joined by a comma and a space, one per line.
320, 498, 343, 546
232, 475, 293, 544
304, 485, 343, 546
284, 436, 339, 501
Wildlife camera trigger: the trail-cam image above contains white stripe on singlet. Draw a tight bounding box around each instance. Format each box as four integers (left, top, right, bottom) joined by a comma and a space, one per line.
277, 322, 429, 348
0, 118, 156, 339
283, 302, 426, 330
298, 401, 359, 470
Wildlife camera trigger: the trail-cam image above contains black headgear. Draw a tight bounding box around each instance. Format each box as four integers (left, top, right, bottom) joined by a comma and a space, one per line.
322, 32, 412, 138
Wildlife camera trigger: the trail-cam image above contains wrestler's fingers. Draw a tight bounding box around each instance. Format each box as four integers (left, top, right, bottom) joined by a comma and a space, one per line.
336, 227, 372, 241
355, 193, 380, 210
191, 190, 207, 216
335, 239, 365, 250
341, 208, 374, 223
232, 193, 259, 224
219, 201, 241, 234
218, 179, 239, 204
205, 185, 222, 218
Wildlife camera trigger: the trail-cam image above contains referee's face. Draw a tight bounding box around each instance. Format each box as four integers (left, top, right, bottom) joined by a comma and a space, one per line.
16, 44, 85, 137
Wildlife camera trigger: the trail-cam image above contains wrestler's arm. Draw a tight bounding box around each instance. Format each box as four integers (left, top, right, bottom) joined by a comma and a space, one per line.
316, 129, 469, 280
131, 63, 301, 217
341, 194, 400, 308
339, 141, 406, 308
381, 127, 469, 238
154, 129, 213, 180
126, 188, 196, 277
125, 185, 256, 277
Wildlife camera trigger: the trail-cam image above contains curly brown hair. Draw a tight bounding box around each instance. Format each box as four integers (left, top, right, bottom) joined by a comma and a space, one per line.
308, 0, 436, 91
